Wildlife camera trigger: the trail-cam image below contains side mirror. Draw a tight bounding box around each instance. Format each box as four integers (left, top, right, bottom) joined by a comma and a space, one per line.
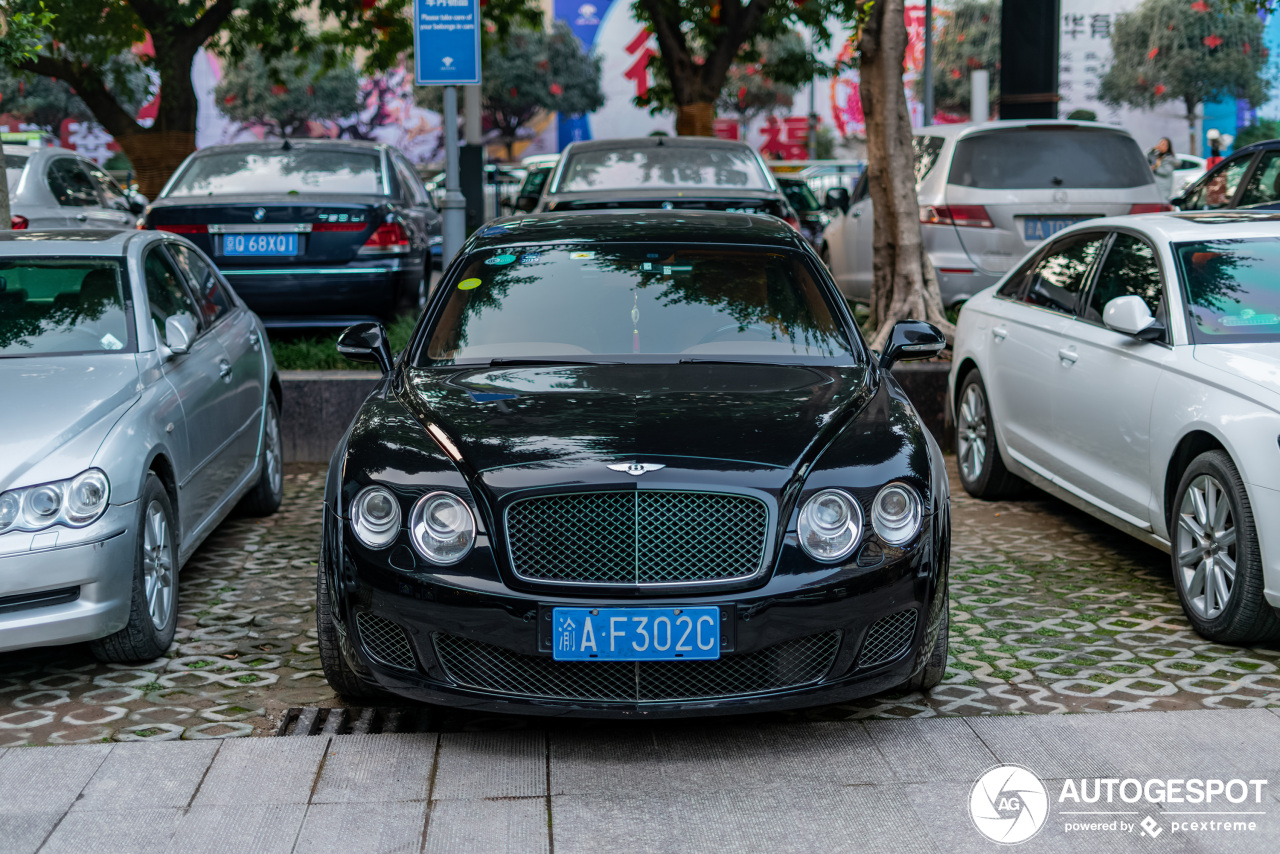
337, 321, 393, 373
513, 194, 539, 214
880, 320, 946, 371
824, 187, 850, 215
1103, 295, 1164, 341
127, 191, 149, 215
164, 314, 197, 356
1170, 193, 1188, 211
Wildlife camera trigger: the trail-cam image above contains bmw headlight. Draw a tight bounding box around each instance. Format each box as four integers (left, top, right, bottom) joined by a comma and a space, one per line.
798, 489, 862, 562
0, 468, 111, 535
351, 486, 401, 549
871, 483, 923, 545
409, 491, 475, 564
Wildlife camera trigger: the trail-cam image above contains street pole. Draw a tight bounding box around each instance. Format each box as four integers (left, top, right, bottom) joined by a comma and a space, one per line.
441, 86, 466, 265
923, 0, 934, 126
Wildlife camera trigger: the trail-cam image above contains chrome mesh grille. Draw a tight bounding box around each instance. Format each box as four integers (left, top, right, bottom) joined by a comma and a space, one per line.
857, 609, 918, 668
356, 612, 417, 671
432, 632, 840, 702
505, 491, 769, 586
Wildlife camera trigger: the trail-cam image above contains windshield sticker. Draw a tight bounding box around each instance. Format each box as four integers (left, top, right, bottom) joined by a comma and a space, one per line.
1220, 310, 1279, 326
485, 254, 516, 266
458, 278, 483, 290
570, 251, 596, 260
100, 333, 124, 350
520, 252, 542, 263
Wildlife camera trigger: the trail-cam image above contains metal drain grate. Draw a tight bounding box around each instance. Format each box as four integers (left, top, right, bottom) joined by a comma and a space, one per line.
856, 608, 918, 668
433, 631, 840, 702
356, 612, 418, 671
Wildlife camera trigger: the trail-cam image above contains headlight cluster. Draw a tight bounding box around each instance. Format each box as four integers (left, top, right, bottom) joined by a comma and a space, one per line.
797, 482, 923, 562
0, 469, 110, 535
349, 485, 475, 564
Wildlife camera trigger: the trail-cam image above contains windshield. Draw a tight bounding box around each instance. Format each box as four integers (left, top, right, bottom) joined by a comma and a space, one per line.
5, 154, 27, 195
949, 128, 1153, 190
0, 259, 133, 357
166, 149, 383, 196
1174, 238, 1280, 344
556, 147, 771, 193
780, 181, 820, 213
420, 245, 854, 365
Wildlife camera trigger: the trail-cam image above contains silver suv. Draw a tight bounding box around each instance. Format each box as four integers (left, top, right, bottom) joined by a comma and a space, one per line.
821, 120, 1168, 308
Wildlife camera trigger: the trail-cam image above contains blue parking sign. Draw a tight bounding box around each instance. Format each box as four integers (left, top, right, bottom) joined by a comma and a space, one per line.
413, 0, 481, 86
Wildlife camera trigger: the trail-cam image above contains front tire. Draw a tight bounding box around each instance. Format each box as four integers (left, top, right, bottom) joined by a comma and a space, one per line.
1171, 451, 1280, 644
316, 549, 386, 701
955, 371, 1024, 499
904, 603, 949, 692
90, 473, 178, 663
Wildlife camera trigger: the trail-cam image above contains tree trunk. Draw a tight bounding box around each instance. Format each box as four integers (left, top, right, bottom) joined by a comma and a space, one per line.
858, 0, 954, 350
1185, 96, 1199, 157
0, 148, 10, 230
675, 102, 716, 136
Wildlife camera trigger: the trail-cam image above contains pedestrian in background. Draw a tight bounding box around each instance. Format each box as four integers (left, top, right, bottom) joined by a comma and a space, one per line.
1149, 137, 1175, 200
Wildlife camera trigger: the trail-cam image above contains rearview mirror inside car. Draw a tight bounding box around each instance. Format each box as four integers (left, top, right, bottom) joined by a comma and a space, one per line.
337, 321, 394, 373
824, 188, 850, 215
880, 320, 946, 371
164, 314, 197, 356
1103, 295, 1164, 341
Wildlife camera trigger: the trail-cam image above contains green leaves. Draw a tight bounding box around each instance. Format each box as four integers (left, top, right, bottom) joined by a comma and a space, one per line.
0, 2, 55, 66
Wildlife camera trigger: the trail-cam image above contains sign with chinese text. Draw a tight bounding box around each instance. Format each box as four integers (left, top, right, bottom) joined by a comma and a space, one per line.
413, 0, 481, 86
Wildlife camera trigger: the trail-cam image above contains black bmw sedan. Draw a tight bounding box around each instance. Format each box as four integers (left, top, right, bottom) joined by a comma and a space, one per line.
319, 210, 951, 718
139, 139, 440, 327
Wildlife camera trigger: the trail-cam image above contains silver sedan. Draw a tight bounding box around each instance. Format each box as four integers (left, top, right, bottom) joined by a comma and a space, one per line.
0, 229, 283, 661
5, 144, 143, 230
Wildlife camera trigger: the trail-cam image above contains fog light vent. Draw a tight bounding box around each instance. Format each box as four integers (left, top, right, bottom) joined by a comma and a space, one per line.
356, 612, 417, 671
857, 608, 918, 668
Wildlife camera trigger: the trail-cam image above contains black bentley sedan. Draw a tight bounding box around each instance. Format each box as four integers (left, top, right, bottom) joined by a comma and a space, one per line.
139, 139, 440, 327
319, 210, 951, 717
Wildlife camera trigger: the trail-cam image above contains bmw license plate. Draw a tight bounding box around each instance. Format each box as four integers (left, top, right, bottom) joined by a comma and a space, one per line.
223, 233, 298, 256
1022, 217, 1085, 241
552, 606, 720, 661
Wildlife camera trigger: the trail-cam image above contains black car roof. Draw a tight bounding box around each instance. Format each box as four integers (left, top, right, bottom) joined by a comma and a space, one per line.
466, 210, 805, 251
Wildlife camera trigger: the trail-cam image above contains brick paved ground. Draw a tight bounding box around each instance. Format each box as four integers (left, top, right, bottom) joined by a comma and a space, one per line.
3, 461, 1278, 745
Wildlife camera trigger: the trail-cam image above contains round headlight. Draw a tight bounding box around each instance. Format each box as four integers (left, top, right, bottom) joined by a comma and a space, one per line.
872, 483, 923, 545
409, 491, 475, 565
351, 486, 401, 549
65, 470, 110, 525
797, 489, 862, 562
0, 492, 18, 532
25, 485, 63, 525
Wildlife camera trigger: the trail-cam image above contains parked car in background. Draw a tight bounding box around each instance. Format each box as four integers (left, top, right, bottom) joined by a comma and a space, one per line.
5, 145, 143, 231
950, 211, 1280, 645
531, 137, 802, 229
508, 161, 556, 214
0, 229, 283, 661
1171, 153, 1206, 196
821, 120, 1169, 308
776, 175, 829, 250
139, 139, 441, 326
1173, 139, 1280, 212
317, 210, 951, 715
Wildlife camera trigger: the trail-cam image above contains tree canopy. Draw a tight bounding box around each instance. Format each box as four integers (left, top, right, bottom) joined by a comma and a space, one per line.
916, 0, 999, 119
715, 31, 805, 137
215, 49, 361, 138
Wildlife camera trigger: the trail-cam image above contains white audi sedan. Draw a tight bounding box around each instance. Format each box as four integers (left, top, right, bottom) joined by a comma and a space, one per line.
949, 211, 1280, 644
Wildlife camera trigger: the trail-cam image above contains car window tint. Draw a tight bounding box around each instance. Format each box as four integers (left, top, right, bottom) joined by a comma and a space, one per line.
1175, 237, 1280, 344
143, 248, 200, 334
83, 163, 130, 211
167, 149, 383, 196
0, 259, 132, 356
912, 135, 945, 183
46, 158, 100, 207
997, 252, 1041, 300
1022, 232, 1106, 315
850, 170, 869, 203
1236, 151, 1280, 208
1184, 156, 1252, 210
168, 243, 233, 326
394, 158, 423, 204
1086, 235, 1165, 334
557, 146, 771, 192
948, 129, 1152, 189
780, 180, 820, 213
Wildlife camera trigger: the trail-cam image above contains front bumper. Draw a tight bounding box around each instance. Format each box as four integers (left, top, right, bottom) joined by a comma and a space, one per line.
326, 509, 949, 718
0, 504, 136, 653
220, 262, 411, 325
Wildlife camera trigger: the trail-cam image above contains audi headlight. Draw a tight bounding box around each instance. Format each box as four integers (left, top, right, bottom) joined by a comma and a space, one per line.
871, 483, 923, 545
351, 486, 401, 549
0, 468, 111, 535
409, 491, 475, 564
798, 488, 862, 562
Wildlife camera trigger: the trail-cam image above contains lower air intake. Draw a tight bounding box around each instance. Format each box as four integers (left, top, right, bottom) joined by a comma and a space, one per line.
433, 632, 841, 702
356, 612, 418, 671
857, 608, 919, 668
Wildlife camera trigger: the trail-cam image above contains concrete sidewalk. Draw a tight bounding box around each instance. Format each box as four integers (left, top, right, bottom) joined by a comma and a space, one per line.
3, 708, 1279, 854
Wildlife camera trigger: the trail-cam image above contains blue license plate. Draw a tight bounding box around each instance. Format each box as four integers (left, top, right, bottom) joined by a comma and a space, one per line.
552, 606, 721, 661
1022, 217, 1083, 241
223, 233, 298, 256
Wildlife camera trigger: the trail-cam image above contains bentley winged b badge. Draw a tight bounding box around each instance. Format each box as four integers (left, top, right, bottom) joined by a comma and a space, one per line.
607, 463, 666, 476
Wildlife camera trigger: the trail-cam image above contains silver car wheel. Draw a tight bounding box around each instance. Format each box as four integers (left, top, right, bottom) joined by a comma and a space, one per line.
957, 383, 988, 483
142, 500, 175, 630
1177, 474, 1237, 620
265, 405, 283, 497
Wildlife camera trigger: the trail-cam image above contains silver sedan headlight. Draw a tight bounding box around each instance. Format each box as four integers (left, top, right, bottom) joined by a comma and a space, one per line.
409, 491, 475, 564
350, 486, 401, 549
0, 469, 111, 534
798, 488, 862, 562
871, 483, 923, 545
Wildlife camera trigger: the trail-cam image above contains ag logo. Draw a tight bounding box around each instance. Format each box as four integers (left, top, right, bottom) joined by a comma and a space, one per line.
969, 764, 1049, 844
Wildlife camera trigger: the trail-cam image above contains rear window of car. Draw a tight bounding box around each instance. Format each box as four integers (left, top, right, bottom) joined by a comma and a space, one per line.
166, 149, 384, 196
1174, 237, 1280, 344
555, 147, 771, 192
0, 259, 133, 356
4, 154, 28, 191
419, 244, 853, 365
948, 128, 1153, 190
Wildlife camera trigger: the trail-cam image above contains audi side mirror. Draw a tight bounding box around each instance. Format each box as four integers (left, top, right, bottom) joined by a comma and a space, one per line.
880, 320, 946, 371
824, 187, 850, 215
337, 321, 394, 373
1103, 295, 1164, 341
164, 314, 197, 356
